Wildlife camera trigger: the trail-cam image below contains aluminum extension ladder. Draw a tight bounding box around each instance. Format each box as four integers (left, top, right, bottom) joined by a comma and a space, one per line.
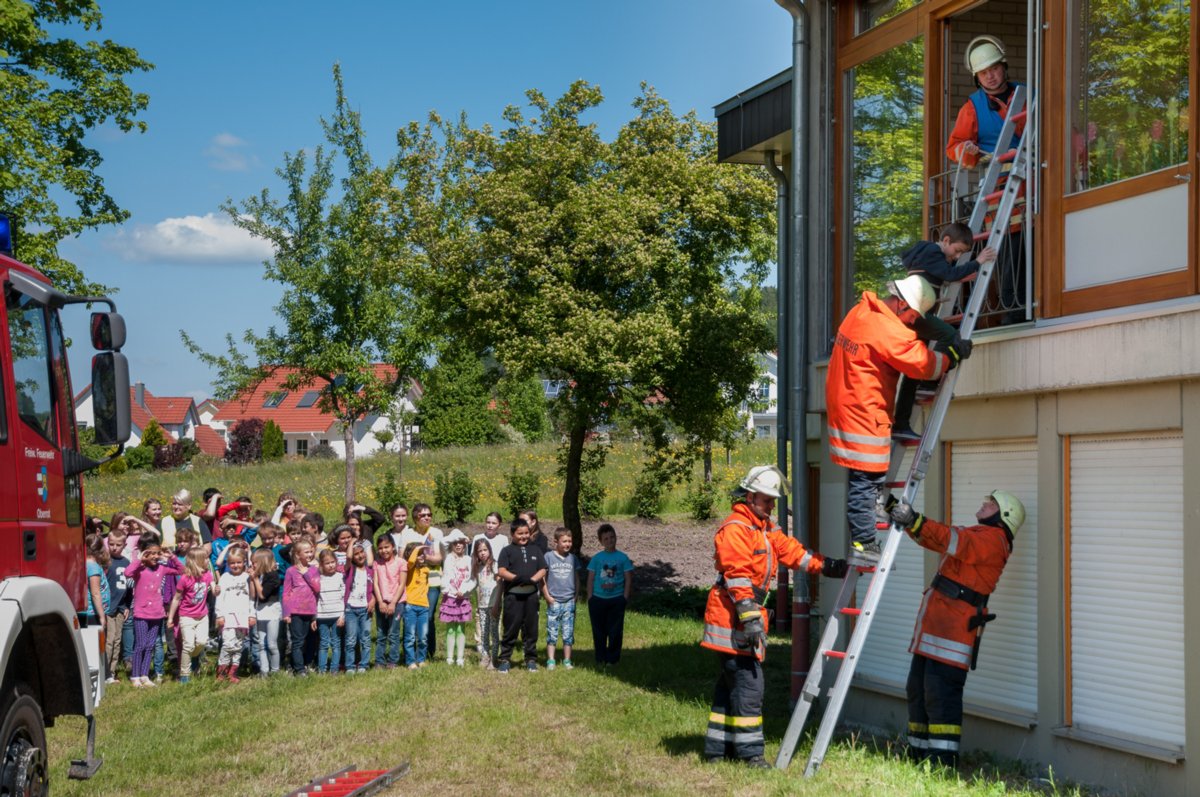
774, 86, 1031, 777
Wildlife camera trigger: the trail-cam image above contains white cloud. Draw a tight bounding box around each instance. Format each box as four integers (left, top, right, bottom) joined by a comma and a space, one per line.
205, 132, 257, 172
111, 213, 274, 264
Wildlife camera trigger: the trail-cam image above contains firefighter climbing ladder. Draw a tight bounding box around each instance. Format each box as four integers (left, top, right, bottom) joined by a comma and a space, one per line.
774, 86, 1030, 777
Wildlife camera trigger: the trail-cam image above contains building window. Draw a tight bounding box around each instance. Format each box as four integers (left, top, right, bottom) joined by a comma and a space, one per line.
295, 439, 308, 458
297, 390, 320, 408
856, 0, 920, 34
845, 36, 925, 305
756, 425, 772, 439
756, 381, 771, 401
1069, 0, 1190, 192
263, 390, 288, 408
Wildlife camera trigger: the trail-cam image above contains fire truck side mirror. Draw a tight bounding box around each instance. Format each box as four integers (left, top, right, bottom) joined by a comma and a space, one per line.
90, 312, 126, 351
92, 351, 131, 446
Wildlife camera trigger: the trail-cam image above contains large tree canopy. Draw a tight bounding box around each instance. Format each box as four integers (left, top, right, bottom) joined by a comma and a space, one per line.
183, 66, 431, 501
0, 0, 151, 293
397, 82, 776, 547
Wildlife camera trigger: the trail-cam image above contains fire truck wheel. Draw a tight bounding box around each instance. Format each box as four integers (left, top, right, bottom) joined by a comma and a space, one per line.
0, 688, 47, 797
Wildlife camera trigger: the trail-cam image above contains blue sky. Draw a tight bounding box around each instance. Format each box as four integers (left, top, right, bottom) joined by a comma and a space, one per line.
57, 1, 792, 402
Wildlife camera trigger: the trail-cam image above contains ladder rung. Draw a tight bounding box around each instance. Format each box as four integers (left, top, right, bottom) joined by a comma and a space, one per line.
894, 438, 919, 447
884, 481, 905, 488
1009, 109, 1027, 123
972, 231, 989, 242
984, 188, 1004, 203
840, 607, 862, 616
823, 650, 846, 659
995, 149, 1017, 163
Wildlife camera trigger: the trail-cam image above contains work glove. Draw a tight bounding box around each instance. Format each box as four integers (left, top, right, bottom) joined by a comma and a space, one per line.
735, 599, 767, 651
889, 502, 923, 531
821, 558, 849, 579
934, 334, 973, 367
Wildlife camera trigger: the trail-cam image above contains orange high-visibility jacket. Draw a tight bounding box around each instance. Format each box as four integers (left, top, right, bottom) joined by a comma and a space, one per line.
906, 517, 1012, 670
701, 502, 826, 661
826, 292, 950, 473
946, 86, 1028, 168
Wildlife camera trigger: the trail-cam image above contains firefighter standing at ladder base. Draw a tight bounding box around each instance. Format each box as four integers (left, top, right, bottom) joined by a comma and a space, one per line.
826, 275, 971, 566
700, 466, 848, 768
889, 490, 1025, 767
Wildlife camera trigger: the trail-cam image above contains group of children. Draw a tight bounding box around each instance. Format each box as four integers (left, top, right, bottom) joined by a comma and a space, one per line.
85, 490, 636, 686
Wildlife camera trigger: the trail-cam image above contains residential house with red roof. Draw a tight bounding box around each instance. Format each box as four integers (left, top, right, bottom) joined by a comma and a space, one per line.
208, 365, 421, 458
74, 382, 225, 456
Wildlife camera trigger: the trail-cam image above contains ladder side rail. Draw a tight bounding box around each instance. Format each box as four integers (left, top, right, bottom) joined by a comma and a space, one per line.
774, 567, 864, 769
801, 526, 907, 776
966, 87, 1027, 235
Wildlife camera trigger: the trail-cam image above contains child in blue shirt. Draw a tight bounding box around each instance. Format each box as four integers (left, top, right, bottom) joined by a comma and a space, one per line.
586, 523, 634, 666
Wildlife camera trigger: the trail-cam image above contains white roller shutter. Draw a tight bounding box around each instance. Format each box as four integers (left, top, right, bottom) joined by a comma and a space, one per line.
951, 440, 1038, 720
1069, 433, 1184, 750
855, 448, 926, 690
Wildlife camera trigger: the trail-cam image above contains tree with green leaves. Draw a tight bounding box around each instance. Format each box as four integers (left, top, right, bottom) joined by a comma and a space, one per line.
417, 343, 501, 449
182, 65, 430, 501
0, 0, 151, 294
395, 82, 776, 549
494, 372, 549, 443
140, 418, 168, 448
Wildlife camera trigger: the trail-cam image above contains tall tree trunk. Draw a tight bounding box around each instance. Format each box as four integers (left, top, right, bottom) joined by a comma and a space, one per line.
703, 442, 713, 483
563, 419, 586, 553
343, 419, 356, 503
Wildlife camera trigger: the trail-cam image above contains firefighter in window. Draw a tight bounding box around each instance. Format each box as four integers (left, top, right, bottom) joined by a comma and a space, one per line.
888, 489, 1025, 768
700, 465, 848, 768
947, 35, 1029, 325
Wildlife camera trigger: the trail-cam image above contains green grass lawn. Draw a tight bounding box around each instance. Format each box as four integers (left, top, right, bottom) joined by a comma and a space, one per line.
47, 604, 1086, 797
82, 439, 779, 524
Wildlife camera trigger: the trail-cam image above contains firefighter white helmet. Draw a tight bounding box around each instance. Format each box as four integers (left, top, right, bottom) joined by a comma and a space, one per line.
888, 274, 937, 315
738, 465, 791, 499
989, 490, 1025, 536
965, 35, 1007, 75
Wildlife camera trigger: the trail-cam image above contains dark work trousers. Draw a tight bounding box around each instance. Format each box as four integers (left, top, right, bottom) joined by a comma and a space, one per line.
894, 311, 958, 433
906, 653, 968, 767
587, 595, 627, 664
499, 590, 539, 664
704, 653, 766, 760
847, 468, 887, 544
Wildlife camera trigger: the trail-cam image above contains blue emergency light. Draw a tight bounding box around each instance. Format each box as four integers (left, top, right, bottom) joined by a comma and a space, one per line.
0, 214, 12, 256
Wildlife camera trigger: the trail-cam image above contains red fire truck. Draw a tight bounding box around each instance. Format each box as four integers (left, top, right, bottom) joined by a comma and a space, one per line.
0, 215, 130, 793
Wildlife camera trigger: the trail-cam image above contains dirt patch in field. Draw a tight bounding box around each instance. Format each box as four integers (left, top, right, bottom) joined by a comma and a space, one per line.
451, 517, 719, 591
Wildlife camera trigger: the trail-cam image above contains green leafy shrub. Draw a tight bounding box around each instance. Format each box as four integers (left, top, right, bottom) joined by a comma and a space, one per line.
153, 443, 185, 470
309, 441, 338, 460
579, 475, 606, 519
140, 418, 169, 448
374, 469, 413, 516
498, 470, 539, 518
684, 479, 720, 521
123, 445, 153, 471
227, 418, 264, 464
632, 462, 670, 519
434, 469, 478, 523
178, 437, 200, 462
98, 452, 128, 476
262, 420, 285, 460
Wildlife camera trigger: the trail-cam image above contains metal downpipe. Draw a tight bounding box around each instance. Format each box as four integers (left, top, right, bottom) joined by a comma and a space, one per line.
775, 0, 810, 702
764, 150, 790, 635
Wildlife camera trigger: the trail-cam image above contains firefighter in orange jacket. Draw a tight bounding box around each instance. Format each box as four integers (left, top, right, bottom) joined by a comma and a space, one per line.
826, 274, 970, 566
701, 465, 847, 768
889, 490, 1025, 768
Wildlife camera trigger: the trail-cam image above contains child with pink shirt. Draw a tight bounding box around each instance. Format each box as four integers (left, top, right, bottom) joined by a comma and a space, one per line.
282, 540, 320, 676
123, 532, 184, 687
371, 534, 407, 668
166, 548, 214, 683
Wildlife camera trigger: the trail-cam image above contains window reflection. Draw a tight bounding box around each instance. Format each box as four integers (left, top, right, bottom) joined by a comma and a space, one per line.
847, 38, 926, 300
857, 0, 921, 33
1069, 0, 1190, 191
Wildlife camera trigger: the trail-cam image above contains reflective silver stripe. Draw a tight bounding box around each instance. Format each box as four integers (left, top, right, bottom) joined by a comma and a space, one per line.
926, 739, 960, 751
705, 728, 765, 744
946, 528, 962, 556
797, 552, 812, 570
916, 634, 973, 666
907, 736, 929, 749
828, 427, 891, 446
829, 444, 891, 464
724, 577, 754, 589
932, 350, 946, 374
759, 529, 774, 591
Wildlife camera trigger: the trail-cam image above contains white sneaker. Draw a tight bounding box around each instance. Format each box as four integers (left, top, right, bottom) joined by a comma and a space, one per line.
143, 678, 158, 688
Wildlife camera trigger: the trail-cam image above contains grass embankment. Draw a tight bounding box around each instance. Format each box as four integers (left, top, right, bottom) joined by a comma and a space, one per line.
47, 605, 1085, 797
83, 439, 778, 523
